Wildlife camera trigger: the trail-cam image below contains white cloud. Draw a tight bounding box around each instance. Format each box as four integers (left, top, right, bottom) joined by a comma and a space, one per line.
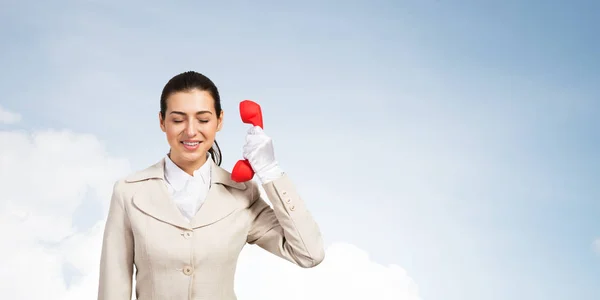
593, 238, 600, 254
236, 242, 421, 300
0, 127, 420, 300
0, 105, 21, 124
0, 128, 130, 299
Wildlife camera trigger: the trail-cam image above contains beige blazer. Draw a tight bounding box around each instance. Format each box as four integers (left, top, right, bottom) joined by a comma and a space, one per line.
97, 158, 325, 300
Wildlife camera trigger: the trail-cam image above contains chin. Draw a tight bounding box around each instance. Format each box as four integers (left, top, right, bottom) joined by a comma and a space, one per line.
181, 148, 208, 161
168, 148, 197, 161
180, 151, 203, 161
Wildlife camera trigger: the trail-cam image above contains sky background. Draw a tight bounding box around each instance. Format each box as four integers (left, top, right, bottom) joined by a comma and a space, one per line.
1, 0, 599, 299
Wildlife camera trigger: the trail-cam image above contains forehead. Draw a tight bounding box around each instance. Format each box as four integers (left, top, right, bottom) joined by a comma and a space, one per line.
166, 89, 215, 112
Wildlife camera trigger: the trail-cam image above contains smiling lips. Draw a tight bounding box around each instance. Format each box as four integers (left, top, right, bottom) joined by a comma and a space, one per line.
181, 140, 201, 150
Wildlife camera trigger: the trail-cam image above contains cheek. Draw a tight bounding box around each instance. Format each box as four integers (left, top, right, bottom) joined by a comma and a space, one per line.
200, 129, 216, 140
165, 125, 182, 140
199, 123, 219, 139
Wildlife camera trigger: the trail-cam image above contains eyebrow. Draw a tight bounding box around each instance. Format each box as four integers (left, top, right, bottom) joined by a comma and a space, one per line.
169, 110, 213, 116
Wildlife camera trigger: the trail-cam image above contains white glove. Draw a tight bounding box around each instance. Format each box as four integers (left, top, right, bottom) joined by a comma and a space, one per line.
242, 126, 284, 183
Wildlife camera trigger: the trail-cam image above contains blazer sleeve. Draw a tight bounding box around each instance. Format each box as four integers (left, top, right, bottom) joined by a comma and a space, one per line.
97, 180, 134, 300
246, 173, 325, 268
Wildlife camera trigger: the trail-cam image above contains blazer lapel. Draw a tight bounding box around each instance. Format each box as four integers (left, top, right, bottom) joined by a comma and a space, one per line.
189, 159, 248, 229
124, 157, 249, 230
125, 158, 192, 230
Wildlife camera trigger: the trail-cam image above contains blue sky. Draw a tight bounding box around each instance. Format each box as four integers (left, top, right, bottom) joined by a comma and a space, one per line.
1, 1, 599, 299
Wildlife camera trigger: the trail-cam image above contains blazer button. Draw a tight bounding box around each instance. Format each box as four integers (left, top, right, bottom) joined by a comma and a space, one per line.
183, 266, 193, 276
183, 231, 192, 239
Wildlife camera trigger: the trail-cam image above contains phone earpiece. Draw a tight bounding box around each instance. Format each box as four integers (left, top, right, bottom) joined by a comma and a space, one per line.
240, 100, 263, 129
231, 100, 263, 182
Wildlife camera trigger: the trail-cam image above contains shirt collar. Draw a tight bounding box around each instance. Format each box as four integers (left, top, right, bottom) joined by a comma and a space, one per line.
164, 153, 211, 190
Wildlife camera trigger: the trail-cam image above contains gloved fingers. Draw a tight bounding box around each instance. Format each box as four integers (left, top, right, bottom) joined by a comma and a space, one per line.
247, 125, 264, 135
245, 134, 268, 148
243, 141, 273, 160
242, 125, 275, 169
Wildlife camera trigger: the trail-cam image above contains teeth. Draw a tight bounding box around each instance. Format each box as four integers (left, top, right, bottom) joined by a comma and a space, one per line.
183, 142, 199, 146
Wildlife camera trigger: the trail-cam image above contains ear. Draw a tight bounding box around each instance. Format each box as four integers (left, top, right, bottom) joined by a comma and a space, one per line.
159, 112, 166, 132
216, 110, 224, 132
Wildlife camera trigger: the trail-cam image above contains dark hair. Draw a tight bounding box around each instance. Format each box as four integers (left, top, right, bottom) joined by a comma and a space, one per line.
160, 71, 223, 166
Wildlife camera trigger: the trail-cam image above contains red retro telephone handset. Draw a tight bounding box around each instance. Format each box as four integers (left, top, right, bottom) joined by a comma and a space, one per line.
231, 100, 263, 182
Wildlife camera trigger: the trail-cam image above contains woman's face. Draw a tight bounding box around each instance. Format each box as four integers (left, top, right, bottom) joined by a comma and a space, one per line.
159, 89, 223, 168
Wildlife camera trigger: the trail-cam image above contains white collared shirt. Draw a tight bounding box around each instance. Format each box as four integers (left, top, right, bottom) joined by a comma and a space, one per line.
163, 154, 211, 222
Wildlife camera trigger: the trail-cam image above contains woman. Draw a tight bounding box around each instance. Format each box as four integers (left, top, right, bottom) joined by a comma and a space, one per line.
97, 71, 325, 300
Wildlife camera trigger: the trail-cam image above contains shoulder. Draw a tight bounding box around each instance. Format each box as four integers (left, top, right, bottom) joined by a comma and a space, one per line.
111, 159, 165, 195
210, 162, 256, 195
222, 176, 260, 205
211, 165, 261, 208
122, 159, 165, 183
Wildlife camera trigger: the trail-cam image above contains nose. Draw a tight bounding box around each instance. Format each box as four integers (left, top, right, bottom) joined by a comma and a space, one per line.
185, 121, 197, 137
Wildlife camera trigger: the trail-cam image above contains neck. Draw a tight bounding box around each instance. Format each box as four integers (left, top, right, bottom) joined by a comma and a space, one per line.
168, 151, 209, 176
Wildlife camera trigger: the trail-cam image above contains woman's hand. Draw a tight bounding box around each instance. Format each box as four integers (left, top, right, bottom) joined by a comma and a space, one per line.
242, 125, 284, 183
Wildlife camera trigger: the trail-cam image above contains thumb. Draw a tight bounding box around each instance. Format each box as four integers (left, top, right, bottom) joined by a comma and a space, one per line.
247, 125, 264, 135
